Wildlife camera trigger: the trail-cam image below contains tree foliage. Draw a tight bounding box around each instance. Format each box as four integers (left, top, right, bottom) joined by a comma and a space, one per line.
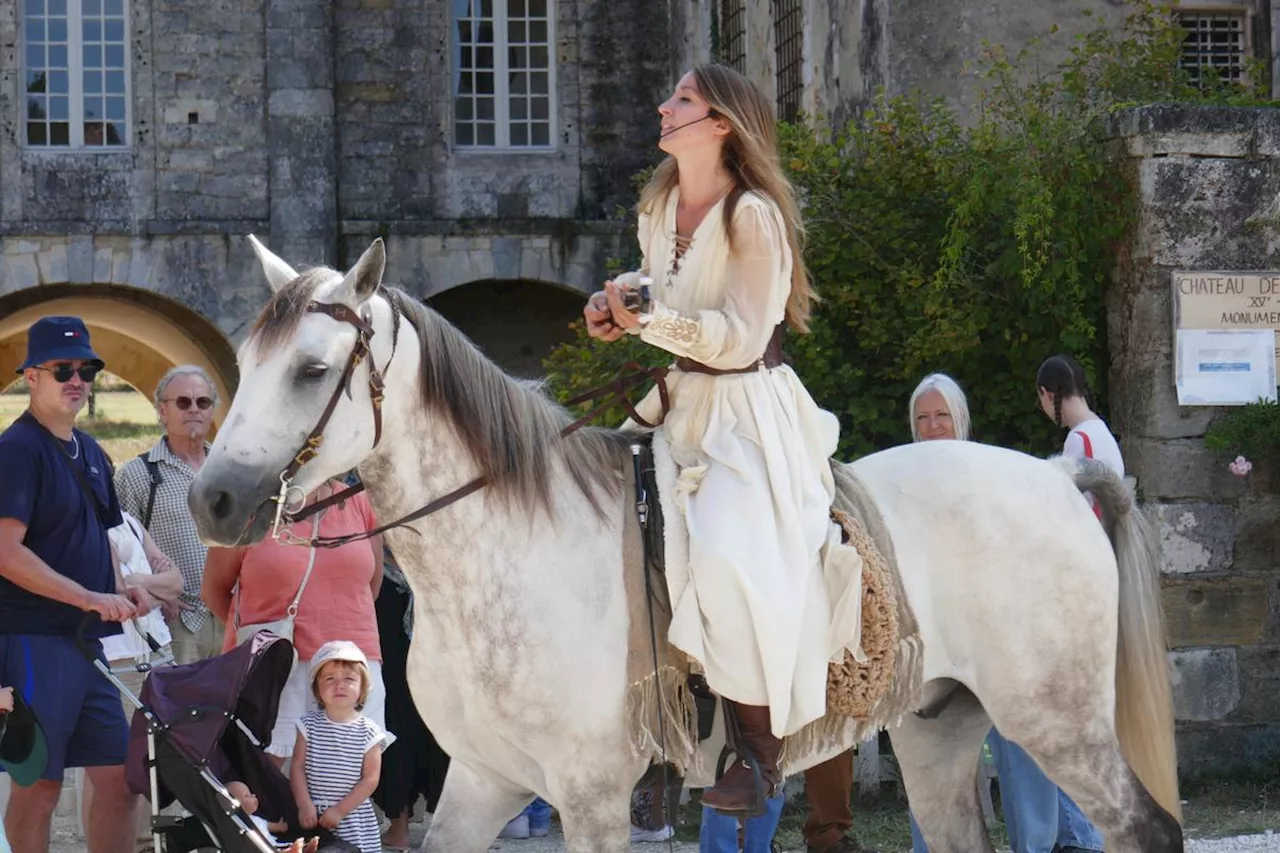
543, 1, 1270, 458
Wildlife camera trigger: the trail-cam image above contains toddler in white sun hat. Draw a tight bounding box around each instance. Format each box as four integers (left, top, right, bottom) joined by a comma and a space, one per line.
290, 641, 395, 853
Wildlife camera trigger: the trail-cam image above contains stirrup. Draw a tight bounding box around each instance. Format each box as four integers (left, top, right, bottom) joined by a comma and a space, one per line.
710, 745, 769, 818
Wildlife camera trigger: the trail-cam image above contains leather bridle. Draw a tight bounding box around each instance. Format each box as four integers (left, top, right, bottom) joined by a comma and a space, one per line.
268, 300, 385, 543
267, 297, 671, 550
267, 295, 503, 550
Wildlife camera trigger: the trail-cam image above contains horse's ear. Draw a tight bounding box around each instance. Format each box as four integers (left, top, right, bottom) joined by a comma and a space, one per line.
342, 238, 386, 302
247, 234, 299, 293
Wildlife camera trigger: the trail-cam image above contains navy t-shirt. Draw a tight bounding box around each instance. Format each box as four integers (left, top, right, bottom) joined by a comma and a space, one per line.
0, 411, 123, 639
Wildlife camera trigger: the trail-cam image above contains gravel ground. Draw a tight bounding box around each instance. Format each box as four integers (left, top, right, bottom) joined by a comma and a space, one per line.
1186, 835, 1280, 852
40, 812, 1280, 852
479, 831, 1280, 852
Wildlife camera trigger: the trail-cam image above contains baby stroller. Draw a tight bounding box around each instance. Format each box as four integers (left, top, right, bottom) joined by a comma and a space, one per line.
76, 616, 345, 852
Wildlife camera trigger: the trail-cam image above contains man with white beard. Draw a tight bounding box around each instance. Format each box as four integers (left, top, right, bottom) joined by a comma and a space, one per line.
114, 365, 224, 664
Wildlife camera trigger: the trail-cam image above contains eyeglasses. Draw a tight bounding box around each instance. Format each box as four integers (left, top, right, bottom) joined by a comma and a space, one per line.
35, 363, 100, 383
163, 396, 215, 411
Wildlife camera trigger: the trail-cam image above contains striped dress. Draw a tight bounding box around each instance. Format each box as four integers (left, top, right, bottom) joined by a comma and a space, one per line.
297, 708, 395, 853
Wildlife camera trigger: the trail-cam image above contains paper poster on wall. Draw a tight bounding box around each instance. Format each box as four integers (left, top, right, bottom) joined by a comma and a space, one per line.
1175, 329, 1278, 405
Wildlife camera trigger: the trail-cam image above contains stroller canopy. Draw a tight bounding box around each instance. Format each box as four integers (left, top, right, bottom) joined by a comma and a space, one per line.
126, 632, 294, 798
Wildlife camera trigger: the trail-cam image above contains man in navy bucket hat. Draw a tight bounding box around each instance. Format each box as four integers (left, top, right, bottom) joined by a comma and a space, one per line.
0, 316, 151, 853
14, 316, 106, 375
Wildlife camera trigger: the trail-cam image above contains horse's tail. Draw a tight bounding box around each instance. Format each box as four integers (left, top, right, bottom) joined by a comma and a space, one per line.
1063, 457, 1182, 821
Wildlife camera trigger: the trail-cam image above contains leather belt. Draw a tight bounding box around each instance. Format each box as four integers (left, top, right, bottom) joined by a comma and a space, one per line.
675, 324, 785, 376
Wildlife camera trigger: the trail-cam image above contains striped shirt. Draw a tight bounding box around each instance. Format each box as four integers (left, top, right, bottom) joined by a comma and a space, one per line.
114, 438, 212, 632
297, 708, 394, 853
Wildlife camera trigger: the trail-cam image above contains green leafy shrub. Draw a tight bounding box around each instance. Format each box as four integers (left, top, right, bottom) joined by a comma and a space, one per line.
1204, 400, 1280, 462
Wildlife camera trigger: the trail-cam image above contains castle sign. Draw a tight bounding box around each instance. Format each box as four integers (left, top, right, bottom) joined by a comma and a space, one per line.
1173, 271, 1280, 404
1173, 272, 1280, 331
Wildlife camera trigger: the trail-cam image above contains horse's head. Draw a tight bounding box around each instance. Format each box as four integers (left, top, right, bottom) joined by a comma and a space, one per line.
189, 237, 394, 546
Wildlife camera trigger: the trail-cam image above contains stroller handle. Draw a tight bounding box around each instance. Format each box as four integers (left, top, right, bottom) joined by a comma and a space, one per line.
76, 612, 102, 661
76, 612, 166, 662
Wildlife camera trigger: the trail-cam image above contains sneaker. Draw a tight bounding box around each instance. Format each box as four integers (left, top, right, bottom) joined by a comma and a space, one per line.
631, 824, 676, 842
499, 813, 530, 839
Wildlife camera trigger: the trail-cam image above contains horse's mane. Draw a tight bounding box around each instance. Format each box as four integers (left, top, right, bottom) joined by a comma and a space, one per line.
249, 272, 630, 518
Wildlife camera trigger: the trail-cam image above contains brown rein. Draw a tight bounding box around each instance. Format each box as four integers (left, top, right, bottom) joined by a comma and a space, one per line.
280, 300, 671, 549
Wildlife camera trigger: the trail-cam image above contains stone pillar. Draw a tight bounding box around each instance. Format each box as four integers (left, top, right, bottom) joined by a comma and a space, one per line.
265, 0, 337, 267
669, 0, 712, 84
1108, 104, 1280, 780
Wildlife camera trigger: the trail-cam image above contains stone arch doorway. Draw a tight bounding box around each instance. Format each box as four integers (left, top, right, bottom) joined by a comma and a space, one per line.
427, 278, 586, 378
0, 284, 238, 426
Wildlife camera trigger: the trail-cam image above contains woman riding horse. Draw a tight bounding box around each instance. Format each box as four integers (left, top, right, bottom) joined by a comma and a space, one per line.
584, 63, 863, 815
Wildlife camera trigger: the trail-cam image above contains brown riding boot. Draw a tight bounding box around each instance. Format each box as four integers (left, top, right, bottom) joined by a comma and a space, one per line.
700, 703, 782, 816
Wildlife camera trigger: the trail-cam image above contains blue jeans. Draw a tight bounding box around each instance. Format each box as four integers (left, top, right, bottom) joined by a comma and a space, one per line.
699, 794, 784, 853
909, 729, 1103, 853
522, 797, 553, 832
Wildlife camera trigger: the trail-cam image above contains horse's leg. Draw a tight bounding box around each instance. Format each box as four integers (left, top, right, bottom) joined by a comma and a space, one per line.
888, 686, 995, 853
543, 759, 642, 853
418, 761, 532, 853
549, 787, 632, 853
995, 718, 1183, 853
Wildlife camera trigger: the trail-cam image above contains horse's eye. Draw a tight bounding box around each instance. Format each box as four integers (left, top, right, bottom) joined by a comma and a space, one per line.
298, 363, 328, 380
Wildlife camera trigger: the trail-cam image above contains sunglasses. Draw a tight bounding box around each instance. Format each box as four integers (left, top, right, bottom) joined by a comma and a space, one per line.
36, 363, 100, 383
164, 396, 215, 411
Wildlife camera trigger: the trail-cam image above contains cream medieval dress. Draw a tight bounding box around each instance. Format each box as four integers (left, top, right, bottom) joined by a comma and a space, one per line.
623, 189, 865, 739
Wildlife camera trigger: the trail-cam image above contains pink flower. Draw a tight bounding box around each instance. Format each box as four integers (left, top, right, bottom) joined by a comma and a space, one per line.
1229, 456, 1253, 478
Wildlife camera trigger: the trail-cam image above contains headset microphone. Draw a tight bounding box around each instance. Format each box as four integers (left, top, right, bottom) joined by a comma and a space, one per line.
660, 112, 715, 138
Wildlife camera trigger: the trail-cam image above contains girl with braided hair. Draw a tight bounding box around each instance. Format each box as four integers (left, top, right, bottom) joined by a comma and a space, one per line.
1035, 355, 1123, 486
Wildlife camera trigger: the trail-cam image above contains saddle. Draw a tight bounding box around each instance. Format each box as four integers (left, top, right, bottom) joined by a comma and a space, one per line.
626, 434, 909, 739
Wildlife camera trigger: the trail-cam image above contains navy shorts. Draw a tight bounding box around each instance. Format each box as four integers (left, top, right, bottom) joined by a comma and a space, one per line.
0, 634, 128, 781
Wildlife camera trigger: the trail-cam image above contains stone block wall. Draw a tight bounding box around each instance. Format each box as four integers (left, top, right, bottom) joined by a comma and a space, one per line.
333, 0, 671, 225
0, 0, 673, 385
152, 0, 268, 224
1109, 104, 1280, 780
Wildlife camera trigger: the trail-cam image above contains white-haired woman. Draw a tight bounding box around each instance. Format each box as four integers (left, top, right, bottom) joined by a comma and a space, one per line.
909, 373, 970, 442
904, 373, 1102, 853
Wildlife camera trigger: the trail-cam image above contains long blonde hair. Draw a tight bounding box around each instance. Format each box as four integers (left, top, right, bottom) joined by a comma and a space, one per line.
638, 64, 817, 332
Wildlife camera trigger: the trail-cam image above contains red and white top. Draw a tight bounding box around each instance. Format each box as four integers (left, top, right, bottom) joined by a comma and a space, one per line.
1063, 418, 1124, 518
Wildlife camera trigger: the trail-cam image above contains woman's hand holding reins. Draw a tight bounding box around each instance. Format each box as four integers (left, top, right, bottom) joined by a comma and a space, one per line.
604, 281, 642, 332
584, 288, 627, 342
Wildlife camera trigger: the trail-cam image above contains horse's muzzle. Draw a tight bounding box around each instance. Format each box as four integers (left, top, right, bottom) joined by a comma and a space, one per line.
188, 461, 279, 547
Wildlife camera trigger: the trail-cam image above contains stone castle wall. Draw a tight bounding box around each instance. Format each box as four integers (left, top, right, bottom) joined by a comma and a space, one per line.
1109, 104, 1280, 779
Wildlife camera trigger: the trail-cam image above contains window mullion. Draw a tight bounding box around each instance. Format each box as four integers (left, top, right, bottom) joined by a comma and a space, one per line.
69, 0, 82, 147
496, 0, 508, 148
546, 1, 556, 148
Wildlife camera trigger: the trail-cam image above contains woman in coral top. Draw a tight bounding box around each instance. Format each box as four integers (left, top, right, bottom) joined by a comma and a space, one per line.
202, 477, 384, 764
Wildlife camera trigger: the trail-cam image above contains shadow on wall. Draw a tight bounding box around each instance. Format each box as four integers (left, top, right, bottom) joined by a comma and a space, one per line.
428, 278, 586, 379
